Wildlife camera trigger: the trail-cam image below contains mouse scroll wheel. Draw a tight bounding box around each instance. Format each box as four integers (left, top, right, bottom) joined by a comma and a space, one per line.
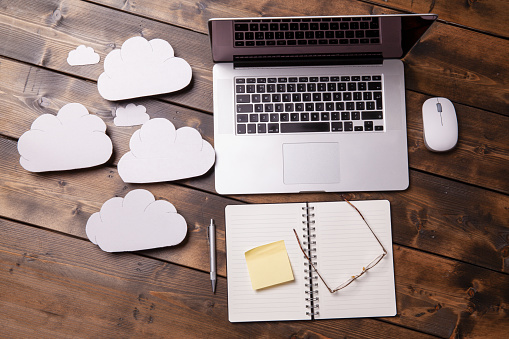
436, 103, 442, 112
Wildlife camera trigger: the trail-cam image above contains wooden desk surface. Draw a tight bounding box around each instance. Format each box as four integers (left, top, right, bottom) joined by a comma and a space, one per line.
1, 1, 508, 337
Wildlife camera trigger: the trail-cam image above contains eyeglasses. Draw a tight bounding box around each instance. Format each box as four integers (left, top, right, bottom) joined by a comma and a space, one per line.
293, 198, 387, 294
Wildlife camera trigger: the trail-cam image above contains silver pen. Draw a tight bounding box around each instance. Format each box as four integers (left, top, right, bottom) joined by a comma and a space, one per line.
208, 219, 217, 293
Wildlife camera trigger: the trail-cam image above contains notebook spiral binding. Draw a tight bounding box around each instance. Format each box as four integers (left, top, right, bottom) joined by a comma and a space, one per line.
302, 203, 319, 318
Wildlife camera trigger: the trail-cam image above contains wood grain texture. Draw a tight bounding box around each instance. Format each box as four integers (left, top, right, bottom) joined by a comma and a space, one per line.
392, 245, 509, 338
1, 131, 508, 277
2, 217, 507, 338
0, 0, 508, 115
1, 0, 508, 337
1, 57, 508, 274
1, 218, 438, 339
1, 56, 507, 194
91, 0, 397, 34
403, 23, 509, 115
367, 0, 509, 38
0, 0, 214, 112
92, 0, 509, 38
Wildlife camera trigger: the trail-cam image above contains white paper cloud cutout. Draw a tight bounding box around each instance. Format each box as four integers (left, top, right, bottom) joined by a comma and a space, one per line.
17, 103, 113, 172
118, 118, 215, 183
97, 37, 192, 101
114, 103, 150, 126
86, 189, 187, 252
67, 45, 100, 66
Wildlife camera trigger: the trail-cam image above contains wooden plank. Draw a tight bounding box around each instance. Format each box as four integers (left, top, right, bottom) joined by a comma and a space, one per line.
405, 91, 509, 194
1, 131, 508, 276
0, 1, 507, 338
1, 0, 508, 115
403, 23, 509, 115
2, 218, 508, 338
1, 56, 507, 194
90, 0, 397, 34
0, 218, 436, 338
367, 0, 509, 38
391, 244, 509, 338
0, 136, 229, 276
236, 171, 509, 274
0, 58, 508, 273
91, 0, 509, 38
0, 0, 214, 112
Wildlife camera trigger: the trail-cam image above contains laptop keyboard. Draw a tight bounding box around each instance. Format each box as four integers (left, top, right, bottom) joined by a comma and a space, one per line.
234, 17, 381, 47
235, 75, 384, 134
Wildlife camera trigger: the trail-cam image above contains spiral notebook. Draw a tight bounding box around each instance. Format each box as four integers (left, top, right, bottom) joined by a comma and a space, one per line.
225, 200, 396, 323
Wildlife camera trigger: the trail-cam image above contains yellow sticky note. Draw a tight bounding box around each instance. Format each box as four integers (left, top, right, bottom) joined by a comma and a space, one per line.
245, 240, 294, 290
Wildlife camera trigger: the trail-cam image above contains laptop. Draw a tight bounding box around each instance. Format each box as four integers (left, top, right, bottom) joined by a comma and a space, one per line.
208, 14, 437, 194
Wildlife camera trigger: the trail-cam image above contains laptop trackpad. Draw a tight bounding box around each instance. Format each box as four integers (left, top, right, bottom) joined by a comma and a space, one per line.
283, 143, 340, 185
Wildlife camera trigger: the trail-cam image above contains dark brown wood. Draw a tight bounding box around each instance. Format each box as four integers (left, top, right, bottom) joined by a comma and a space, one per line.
0, 0, 214, 112
0, 0, 508, 115
1, 0, 508, 337
1, 218, 439, 339
1, 132, 508, 275
391, 245, 509, 338
367, 0, 509, 38
92, 0, 509, 38
1, 56, 507, 194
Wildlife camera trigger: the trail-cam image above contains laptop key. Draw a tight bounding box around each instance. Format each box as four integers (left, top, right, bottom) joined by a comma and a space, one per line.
268, 123, 280, 133
331, 122, 343, 131
237, 104, 253, 113
236, 95, 250, 103
237, 124, 246, 134
362, 111, 383, 120
280, 122, 330, 133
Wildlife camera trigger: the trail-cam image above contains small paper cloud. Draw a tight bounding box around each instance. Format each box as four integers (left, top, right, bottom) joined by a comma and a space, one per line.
118, 118, 215, 183
114, 103, 150, 127
86, 189, 187, 252
97, 36, 192, 101
67, 45, 100, 66
17, 103, 113, 172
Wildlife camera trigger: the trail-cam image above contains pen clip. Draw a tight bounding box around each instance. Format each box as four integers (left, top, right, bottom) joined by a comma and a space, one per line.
206, 224, 211, 246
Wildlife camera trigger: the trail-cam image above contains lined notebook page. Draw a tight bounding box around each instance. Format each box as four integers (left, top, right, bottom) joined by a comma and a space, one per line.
225, 203, 309, 322
310, 200, 396, 319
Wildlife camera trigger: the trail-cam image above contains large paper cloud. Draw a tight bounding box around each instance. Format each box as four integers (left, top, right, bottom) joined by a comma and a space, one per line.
114, 103, 149, 127
97, 36, 192, 100
118, 118, 215, 183
17, 103, 113, 172
86, 189, 187, 252
67, 45, 100, 66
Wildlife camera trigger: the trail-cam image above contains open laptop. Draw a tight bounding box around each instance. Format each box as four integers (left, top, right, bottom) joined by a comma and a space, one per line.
209, 14, 437, 194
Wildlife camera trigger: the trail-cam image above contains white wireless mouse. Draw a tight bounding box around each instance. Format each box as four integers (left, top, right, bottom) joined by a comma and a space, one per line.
422, 97, 458, 152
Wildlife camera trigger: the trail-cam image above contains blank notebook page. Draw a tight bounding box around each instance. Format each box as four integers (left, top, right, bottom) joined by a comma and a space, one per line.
225, 203, 308, 322
311, 200, 396, 319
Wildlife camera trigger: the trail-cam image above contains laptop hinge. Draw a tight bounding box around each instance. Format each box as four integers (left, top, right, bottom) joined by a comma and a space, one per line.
233, 53, 383, 68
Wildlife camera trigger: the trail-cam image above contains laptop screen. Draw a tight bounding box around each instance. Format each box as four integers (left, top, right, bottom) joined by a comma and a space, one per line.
209, 14, 437, 64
